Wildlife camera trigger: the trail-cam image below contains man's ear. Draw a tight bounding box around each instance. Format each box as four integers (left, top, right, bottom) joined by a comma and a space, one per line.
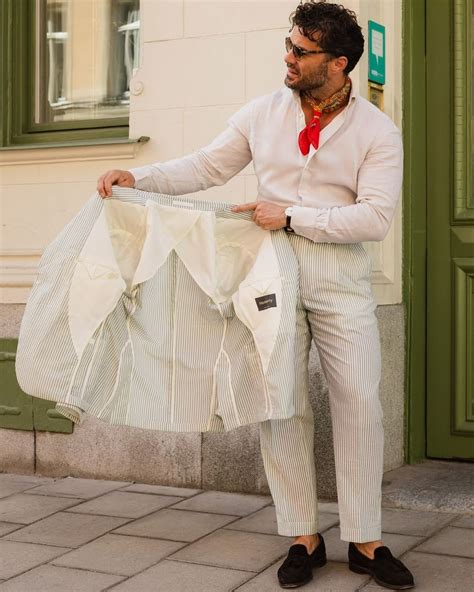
331, 55, 349, 74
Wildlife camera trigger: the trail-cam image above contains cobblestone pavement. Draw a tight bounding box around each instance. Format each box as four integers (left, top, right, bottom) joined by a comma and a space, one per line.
0, 472, 472, 591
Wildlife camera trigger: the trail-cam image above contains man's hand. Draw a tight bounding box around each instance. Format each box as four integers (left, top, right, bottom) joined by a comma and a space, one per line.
97, 169, 136, 198
231, 201, 286, 230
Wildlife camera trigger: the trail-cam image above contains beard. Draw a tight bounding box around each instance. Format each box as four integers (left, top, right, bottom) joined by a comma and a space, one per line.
284, 59, 329, 92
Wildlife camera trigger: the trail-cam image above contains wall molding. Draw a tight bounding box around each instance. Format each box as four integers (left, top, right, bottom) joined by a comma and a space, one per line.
0, 251, 41, 304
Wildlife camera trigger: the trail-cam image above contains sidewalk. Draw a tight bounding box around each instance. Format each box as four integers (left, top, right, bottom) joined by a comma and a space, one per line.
0, 470, 472, 591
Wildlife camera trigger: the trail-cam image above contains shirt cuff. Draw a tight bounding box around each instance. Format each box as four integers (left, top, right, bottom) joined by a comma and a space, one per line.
127, 166, 151, 185
290, 205, 331, 242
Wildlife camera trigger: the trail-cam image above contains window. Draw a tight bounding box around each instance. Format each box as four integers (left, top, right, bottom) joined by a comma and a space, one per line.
0, 0, 141, 148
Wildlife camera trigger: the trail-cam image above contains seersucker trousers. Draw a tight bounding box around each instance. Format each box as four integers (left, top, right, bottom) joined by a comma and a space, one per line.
259, 234, 384, 543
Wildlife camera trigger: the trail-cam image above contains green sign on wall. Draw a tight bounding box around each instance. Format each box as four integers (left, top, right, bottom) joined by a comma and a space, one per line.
368, 20, 386, 85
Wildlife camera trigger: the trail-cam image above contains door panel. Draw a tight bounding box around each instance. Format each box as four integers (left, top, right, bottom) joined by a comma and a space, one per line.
426, 0, 474, 459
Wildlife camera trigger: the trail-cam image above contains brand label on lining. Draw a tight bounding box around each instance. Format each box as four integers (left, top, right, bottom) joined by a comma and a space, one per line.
255, 294, 277, 311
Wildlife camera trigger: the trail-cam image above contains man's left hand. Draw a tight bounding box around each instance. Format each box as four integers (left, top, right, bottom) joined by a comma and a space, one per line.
231, 201, 286, 230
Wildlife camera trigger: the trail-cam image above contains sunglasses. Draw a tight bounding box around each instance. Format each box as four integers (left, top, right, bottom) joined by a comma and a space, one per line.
285, 37, 331, 59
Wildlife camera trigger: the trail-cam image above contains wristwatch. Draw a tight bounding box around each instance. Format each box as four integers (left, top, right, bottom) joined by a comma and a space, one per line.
284, 206, 295, 233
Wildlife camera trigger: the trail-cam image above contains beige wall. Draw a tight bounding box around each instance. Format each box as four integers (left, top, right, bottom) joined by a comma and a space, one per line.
0, 0, 403, 305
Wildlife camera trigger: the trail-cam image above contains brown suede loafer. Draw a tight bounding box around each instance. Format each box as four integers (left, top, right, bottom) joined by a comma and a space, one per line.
348, 542, 415, 589
277, 533, 327, 588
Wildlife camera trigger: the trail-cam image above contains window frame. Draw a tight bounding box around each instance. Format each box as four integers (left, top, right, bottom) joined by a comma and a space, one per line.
1, 0, 136, 149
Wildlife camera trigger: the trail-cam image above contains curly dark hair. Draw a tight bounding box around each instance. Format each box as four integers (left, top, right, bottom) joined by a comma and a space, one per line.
289, 1, 364, 75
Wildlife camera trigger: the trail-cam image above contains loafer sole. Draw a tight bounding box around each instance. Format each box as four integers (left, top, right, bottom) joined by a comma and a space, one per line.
349, 562, 415, 590
278, 574, 313, 589
278, 557, 327, 589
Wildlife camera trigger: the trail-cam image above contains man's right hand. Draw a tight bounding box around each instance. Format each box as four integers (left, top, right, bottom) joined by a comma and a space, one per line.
97, 170, 136, 198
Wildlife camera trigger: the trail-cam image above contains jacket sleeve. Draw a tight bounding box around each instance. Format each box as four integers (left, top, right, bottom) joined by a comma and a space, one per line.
127, 105, 254, 196
290, 127, 404, 243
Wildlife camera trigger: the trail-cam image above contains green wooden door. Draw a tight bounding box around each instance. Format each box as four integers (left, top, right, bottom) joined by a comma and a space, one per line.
426, 0, 474, 459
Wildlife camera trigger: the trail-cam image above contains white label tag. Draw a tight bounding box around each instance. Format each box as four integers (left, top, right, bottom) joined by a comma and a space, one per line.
172, 199, 195, 209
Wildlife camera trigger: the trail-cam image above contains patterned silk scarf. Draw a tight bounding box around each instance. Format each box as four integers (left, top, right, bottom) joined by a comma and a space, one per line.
298, 77, 352, 155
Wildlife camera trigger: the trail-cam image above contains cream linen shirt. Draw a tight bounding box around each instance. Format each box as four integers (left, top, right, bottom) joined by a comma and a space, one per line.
128, 84, 403, 243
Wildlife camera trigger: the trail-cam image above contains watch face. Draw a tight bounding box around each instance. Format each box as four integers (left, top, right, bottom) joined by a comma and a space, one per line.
285, 207, 293, 216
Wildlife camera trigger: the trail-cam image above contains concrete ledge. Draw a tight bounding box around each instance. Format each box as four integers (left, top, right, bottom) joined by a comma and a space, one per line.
35, 417, 202, 488
0, 429, 35, 475
0, 304, 25, 338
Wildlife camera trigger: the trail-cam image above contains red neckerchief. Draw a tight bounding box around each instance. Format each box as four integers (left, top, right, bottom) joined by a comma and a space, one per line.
298, 77, 352, 155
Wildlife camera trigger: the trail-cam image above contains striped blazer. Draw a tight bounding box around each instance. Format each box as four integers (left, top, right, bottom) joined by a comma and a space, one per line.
15, 188, 309, 432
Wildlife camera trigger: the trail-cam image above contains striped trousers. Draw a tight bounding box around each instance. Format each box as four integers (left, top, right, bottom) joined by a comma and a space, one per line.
259, 236, 384, 543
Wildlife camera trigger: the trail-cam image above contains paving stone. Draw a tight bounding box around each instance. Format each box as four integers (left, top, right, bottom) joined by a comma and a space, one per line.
168, 528, 289, 572
414, 525, 474, 558
0, 481, 45, 500
5, 512, 129, 548
235, 559, 370, 591
171, 490, 272, 517
109, 559, 253, 591
224, 505, 339, 536
360, 551, 474, 591
322, 526, 423, 563
114, 508, 238, 542
25, 476, 130, 499
317, 512, 341, 532
0, 522, 23, 536
66, 491, 184, 518
224, 505, 288, 536
380, 507, 456, 536
0, 493, 82, 524
52, 533, 185, 576
0, 540, 70, 579
0, 565, 124, 591
317, 501, 339, 514
120, 483, 203, 497
451, 515, 474, 529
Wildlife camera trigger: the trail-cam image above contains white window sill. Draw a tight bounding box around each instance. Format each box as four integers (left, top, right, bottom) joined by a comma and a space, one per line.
0, 136, 150, 165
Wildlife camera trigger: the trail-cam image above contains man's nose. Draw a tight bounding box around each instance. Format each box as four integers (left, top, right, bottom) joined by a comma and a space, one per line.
284, 50, 296, 66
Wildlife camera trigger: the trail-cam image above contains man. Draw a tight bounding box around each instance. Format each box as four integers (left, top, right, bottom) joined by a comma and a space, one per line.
97, 1, 414, 589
